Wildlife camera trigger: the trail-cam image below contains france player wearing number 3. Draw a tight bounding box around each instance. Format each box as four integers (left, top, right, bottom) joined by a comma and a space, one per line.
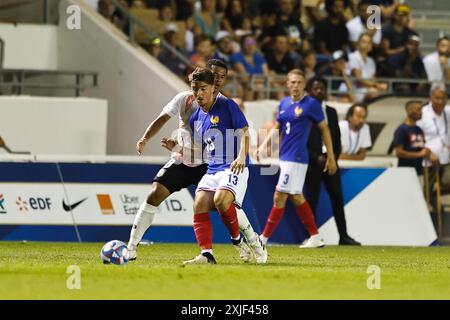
182, 68, 256, 265
255, 69, 338, 248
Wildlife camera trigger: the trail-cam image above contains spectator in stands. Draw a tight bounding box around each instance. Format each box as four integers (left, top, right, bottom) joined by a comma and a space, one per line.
423, 36, 450, 83
299, 49, 317, 81
348, 33, 387, 102
369, 0, 397, 20
175, 0, 195, 21
380, 4, 417, 59
158, 3, 176, 22
234, 15, 254, 38
393, 100, 438, 176
275, 0, 305, 45
265, 34, 295, 75
346, 0, 382, 49
147, 37, 162, 58
305, 76, 361, 246
339, 103, 372, 160
386, 34, 427, 94
301, 0, 327, 36
190, 35, 214, 68
314, 0, 350, 56
131, 0, 146, 9
99, 0, 130, 33
193, 0, 222, 38
158, 25, 188, 77
258, 11, 280, 54
417, 83, 450, 191
213, 31, 235, 68
230, 34, 269, 100
222, 0, 246, 37
318, 50, 355, 102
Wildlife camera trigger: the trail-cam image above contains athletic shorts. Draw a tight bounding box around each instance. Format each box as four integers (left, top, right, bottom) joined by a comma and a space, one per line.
153, 159, 208, 194
196, 168, 249, 208
275, 160, 308, 195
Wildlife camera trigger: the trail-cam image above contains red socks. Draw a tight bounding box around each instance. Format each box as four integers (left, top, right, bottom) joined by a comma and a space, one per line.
262, 206, 285, 238
218, 204, 240, 239
193, 213, 212, 250
295, 201, 319, 236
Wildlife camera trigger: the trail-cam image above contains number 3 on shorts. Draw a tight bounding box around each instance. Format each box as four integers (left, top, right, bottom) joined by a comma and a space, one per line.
283, 174, 289, 185
228, 174, 238, 186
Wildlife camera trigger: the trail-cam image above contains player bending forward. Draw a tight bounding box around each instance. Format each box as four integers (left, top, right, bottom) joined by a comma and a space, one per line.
255, 69, 337, 248
181, 67, 257, 265
127, 59, 267, 263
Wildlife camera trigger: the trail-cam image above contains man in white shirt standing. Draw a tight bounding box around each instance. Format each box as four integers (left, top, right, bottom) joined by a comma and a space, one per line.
423, 36, 450, 83
346, 1, 382, 49
417, 83, 450, 194
339, 103, 372, 160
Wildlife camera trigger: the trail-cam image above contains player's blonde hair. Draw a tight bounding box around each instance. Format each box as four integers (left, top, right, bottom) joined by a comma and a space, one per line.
287, 69, 306, 79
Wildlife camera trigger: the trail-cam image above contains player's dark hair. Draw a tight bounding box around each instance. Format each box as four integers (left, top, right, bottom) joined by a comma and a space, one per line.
346, 103, 368, 120
206, 58, 228, 73
189, 67, 215, 85
306, 76, 328, 92
405, 100, 424, 110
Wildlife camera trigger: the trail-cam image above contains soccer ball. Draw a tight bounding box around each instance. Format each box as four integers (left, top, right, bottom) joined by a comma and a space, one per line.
100, 240, 129, 265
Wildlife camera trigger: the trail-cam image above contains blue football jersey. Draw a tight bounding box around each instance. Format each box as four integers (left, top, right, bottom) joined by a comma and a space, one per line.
277, 95, 325, 164
190, 95, 249, 174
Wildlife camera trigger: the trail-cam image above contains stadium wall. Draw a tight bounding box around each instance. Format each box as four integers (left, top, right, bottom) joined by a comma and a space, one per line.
0, 23, 58, 70
0, 96, 107, 154
57, 0, 188, 156
0, 160, 437, 246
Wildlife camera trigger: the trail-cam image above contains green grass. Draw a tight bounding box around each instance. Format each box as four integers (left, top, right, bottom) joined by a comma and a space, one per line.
0, 242, 449, 300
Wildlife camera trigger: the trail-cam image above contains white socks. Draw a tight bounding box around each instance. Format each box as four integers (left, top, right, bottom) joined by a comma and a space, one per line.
260, 235, 268, 246
128, 202, 157, 250
236, 208, 257, 243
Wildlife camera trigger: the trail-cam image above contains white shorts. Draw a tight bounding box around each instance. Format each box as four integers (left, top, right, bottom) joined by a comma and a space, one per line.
196, 168, 249, 208
276, 160, 308, 195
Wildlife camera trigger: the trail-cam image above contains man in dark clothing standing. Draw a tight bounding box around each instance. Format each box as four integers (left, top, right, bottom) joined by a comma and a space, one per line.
393, 100, 438, 175
305, 77, 361, 245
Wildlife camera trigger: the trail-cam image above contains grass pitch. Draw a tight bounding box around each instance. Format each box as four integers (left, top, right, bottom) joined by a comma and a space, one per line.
0, 242, 449, 300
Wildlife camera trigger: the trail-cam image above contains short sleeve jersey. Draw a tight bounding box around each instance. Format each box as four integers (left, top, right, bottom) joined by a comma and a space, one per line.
277, 95, 325, 164
189, 95, 249, 174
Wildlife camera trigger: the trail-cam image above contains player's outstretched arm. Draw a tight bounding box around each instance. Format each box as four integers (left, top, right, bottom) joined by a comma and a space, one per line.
136, 112, 171, 155
254, 122, 280, 162
318, 121, 337, 175
231, 126, 249, 175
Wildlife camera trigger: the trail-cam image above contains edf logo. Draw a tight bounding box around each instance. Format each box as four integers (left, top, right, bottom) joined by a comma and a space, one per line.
16, 197, 52, 211
28, 197, 52, 210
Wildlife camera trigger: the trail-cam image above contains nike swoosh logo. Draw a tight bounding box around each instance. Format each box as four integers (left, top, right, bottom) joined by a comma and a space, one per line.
280, 111, 285, 114
63, 197, 88, 211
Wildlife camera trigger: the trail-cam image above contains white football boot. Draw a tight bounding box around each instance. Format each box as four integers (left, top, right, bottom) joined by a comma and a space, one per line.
233, 237, 252, 262
248, 232, 268, 264
126, 244, 137, 261
299, 234, 325, 248
183, 252, 217, 265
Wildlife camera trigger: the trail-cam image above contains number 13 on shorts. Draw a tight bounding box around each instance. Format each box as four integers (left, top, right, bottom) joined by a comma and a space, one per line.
228, 174, 239, 186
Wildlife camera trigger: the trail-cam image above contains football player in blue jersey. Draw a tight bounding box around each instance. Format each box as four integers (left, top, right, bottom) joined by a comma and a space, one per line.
180, 67, 257, 265
255, 69, 338, 248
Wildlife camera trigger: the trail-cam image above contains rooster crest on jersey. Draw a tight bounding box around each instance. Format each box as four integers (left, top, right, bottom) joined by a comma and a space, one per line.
294, 106, 303, 118
210, 115, 220, 126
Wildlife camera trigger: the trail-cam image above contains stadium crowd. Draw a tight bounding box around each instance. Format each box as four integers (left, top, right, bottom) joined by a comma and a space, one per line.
98, 0, 450, 103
